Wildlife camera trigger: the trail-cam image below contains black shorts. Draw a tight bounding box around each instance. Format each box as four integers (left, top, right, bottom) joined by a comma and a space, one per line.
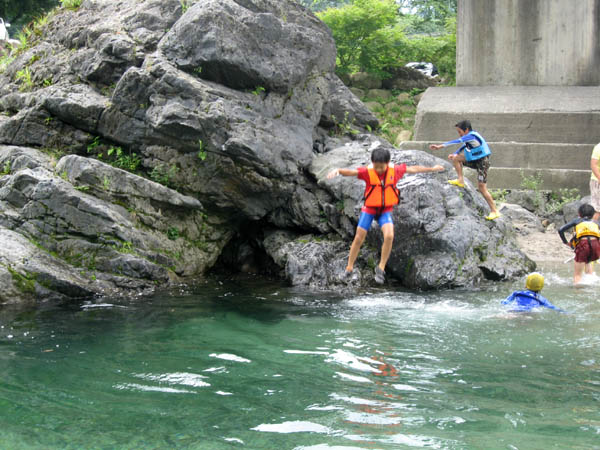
463, 156, 490, 184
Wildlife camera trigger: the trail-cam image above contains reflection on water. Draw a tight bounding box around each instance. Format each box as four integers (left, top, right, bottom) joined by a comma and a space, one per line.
0, 262, 599, 449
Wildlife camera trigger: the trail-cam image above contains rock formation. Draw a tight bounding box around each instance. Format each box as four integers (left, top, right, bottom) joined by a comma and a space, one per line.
0, 0, 533, 303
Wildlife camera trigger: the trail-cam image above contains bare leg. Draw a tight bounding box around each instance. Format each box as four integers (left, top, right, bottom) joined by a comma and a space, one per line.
585, 263, 594, 275
478, 182, 498, 214
378, 223, 394, 271
449, 154, 465, 184
574, 261, 586, 284
346, 227, 367, 272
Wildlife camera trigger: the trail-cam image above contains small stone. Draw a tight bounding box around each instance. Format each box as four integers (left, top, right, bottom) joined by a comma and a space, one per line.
366, 89, 392, 100
350, 72, 382, 90
396, 92, 411, 103
349, 87, 365, 99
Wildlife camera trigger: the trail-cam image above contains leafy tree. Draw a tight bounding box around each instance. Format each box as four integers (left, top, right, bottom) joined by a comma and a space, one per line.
0, 0, 59, 34
296, 0, 350, 11
317, 0, 404, 76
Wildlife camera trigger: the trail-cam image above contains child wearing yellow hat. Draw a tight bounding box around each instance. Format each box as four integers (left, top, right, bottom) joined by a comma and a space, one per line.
502, 273, 563, 312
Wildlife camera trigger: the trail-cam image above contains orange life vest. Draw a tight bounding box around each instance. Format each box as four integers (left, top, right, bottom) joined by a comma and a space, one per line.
363, 163, 399, 209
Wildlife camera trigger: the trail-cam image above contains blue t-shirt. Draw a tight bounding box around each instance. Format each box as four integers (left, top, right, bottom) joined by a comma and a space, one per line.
502, 290, 563, 312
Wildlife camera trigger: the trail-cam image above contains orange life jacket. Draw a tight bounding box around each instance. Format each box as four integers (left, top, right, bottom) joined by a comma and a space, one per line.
363, 163, 399, 209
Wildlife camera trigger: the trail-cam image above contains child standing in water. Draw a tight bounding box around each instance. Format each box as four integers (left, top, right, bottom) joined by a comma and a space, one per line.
503, 273, 563, 312
429, 120, 500, 221
327, 147, 444, 284
558, 203, 600, 284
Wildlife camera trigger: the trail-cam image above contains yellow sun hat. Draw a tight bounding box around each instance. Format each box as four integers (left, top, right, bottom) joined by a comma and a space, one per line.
525, 272, 544, 292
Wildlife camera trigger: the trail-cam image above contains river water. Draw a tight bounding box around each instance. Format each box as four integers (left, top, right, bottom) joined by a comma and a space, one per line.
1, 262, 599, 449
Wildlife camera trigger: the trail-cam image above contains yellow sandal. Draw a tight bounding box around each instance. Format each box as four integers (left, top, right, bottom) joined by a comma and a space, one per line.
448, 179, 465, 188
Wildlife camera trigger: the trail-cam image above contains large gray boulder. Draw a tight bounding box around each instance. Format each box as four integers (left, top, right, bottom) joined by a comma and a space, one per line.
305, 137, 535, 289
158, 0, 336, 93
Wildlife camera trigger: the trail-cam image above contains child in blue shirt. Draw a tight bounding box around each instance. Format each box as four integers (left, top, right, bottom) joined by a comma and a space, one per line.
503, 273, 563, 312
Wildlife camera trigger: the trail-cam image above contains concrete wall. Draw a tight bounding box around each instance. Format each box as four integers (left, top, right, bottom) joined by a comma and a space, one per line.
413, 86, 600, 144
457, 0, 600, 86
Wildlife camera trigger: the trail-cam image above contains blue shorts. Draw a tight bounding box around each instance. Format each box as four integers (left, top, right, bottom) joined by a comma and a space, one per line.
357, 211, 393, 231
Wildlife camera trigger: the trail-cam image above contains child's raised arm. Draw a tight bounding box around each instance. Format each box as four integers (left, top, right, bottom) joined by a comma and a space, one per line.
406, 164, 445, 174
327, 168, 358, 179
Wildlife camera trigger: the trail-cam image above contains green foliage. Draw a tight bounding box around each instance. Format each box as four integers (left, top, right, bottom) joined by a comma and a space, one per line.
546, 188, 581, 215
0, 53, 15, 74
317, 0, 456, 82
59, 0, 82, 10
520, 171, 544, 191
0, 0, 59, 36
296, 0, 350, 11
397, 0, 457, 34
102, 175, 111, 191
167, 227, 180, 241
197, 140, 207, 161
150, 164, 178, 188
317, 0, 401, 77
104, 146, 141, 172
0, 160, 11, 176
251, 86, 266, 96
180, 0, 191, 13
520, 171, 544, 209
6, 265, 36, 294
361, 92, 416, 141
15, 67, 34, 92
87, 136, 100, 153
112, 240, 134, 254
490, 188, 508, 203
330, 111, 358, 136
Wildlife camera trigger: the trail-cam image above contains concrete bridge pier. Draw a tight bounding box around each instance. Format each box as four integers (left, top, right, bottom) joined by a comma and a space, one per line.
406, 0, 600, 194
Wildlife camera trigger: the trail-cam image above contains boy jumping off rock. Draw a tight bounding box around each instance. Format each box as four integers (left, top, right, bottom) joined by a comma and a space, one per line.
327, 147, 444, 284
558, 203, 600, 284
429, 120, 500, 221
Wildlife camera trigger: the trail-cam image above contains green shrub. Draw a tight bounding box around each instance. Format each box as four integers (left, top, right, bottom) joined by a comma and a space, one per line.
318, 1, 456, 82
150, 164, 178, 188
60, 0, 83, 10
15, 67, 34, 92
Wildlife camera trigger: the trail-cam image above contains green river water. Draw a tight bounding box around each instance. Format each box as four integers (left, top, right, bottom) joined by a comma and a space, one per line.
1, 262, 599, 449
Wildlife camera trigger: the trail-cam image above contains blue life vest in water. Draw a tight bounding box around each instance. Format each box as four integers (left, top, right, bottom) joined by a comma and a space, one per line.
463, 131, 491, 162
502, 290, 562, 312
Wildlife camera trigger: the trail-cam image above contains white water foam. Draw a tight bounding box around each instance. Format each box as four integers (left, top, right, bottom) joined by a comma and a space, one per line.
335, 372, 372, 383
113, 383, 194, 394
284, 350, 330, 355
209, 353, 251, 363
325, 349, 381, 373
134, 372, 210, 388
252, 421, 333, 434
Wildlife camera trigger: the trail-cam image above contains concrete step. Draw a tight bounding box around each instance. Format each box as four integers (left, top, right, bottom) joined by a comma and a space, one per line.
397, 141, 592, 193
413, 86, 600, 144
471, 168, 591, 194
397, 141, 595, 170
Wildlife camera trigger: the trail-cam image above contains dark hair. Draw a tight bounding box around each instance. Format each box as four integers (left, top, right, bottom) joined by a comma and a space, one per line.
455, 120, 472, 131
578, 203, 595, 219
371, 147, 391, 163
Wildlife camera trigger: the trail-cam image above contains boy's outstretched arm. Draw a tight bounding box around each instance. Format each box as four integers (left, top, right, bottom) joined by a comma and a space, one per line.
327, 168, 358, 179
406, 164, 445, 174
